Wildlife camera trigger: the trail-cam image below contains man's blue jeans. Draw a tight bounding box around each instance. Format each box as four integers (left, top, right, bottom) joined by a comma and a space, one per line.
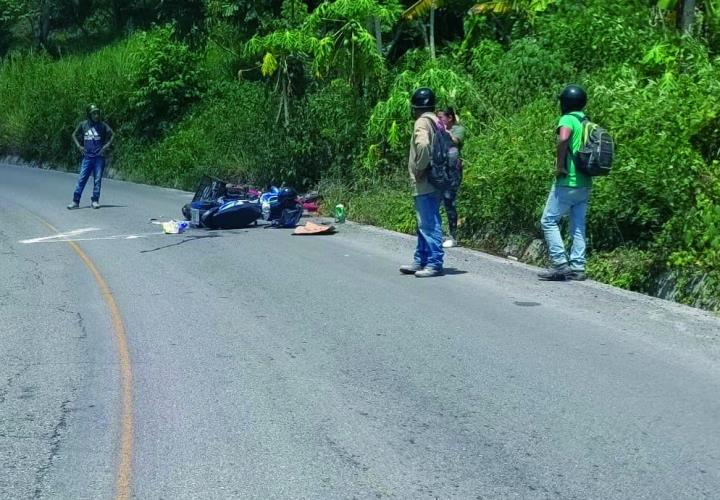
414, 191, 444, 270
540, 185, 591, 271
73, 155, 105, 203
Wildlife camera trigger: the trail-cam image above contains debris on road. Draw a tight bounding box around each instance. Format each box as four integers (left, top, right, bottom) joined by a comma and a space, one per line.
150, 219, 189, 234
293, 221, 336, 236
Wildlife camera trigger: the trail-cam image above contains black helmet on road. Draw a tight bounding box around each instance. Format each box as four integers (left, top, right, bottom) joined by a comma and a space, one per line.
558, 85, 587, 113
411, 87, 436, 111
277, 187, 298, 206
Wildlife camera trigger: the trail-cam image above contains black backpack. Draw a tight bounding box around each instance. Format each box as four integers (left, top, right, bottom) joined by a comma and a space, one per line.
569, 112, 615, 177
425, 118, 457, 192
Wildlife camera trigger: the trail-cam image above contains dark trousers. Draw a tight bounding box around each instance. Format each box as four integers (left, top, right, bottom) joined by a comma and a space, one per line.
443, 189, 458, 237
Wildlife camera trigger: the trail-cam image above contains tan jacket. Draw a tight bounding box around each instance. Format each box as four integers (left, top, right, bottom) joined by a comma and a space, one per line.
408, 112, 438, 196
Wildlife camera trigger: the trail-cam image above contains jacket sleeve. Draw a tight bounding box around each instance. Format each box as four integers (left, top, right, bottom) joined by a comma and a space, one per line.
410, 118, 433, 175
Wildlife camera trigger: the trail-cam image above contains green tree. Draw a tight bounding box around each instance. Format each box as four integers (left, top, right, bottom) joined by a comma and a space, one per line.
244, 0, 401, 125
205, 0, 282, 35
3, 0, 115, 49
401, 0, 441, 58
655, 0, 720, 38
469, 0, 557, 17
128, 25, 203, 137
0, 0, 23, 54
305, 0, 400, 89
401, 0, 555, 56
244, 29, 322, 126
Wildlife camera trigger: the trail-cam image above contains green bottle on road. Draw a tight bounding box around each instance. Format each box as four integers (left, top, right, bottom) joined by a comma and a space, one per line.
335, 204, 346, 223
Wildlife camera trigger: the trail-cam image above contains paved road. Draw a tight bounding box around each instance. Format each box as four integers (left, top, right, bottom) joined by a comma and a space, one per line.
1, 164, 719, 499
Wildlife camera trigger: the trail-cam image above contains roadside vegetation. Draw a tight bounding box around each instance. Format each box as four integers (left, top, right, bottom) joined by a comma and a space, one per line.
1, 0, 719, 310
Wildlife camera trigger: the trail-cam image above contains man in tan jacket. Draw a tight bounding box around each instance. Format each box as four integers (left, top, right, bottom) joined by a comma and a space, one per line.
400, 88, 444, 278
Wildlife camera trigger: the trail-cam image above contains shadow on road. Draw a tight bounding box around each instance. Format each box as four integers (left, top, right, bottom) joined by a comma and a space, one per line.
444, 268, 468, 276
69, 204, 128, 210
140, 233, 222, 254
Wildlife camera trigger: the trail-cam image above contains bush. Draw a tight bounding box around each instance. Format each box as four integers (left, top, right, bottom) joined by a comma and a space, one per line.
127, 25, 203, 138
663, 176, 720, 273
534, 0, 666, 74
583, 51, 720, 248
117, 80, 349, 190
304, 79, 369, 181
469, 38, 574, 116
460, 97, 556, 240
201, 22, 244, 82
118, 81, 277, 189
586, 247, 659, 292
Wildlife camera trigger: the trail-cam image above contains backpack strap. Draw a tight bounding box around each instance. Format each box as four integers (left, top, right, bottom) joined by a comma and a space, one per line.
424, 116, 438, 136
423, 116, 438, 151
569, 112, 600, 144
562, 113, 587, 170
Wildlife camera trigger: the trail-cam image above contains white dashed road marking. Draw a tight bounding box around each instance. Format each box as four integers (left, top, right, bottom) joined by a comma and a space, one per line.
20, 227, 101, 243
20, 228, 164, 244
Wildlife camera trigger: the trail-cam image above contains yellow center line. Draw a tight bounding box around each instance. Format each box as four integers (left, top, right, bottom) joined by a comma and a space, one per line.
40, 220, 133, 500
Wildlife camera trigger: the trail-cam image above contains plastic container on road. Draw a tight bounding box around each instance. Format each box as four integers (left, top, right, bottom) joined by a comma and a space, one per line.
335, 204, 346, 223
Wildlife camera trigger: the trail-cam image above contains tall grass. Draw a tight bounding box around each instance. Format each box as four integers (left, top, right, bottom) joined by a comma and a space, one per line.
0, 36, 140, 166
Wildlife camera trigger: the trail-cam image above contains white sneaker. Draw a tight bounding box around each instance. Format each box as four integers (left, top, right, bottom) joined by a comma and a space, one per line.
91, 201, 100, 209
399, 264, 423, 275
443, 238, 457, 248
415, 267, 443, 278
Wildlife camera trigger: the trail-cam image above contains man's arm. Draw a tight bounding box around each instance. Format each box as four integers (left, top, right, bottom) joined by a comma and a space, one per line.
411, 119, 432, 180
556, 126, 571, 177
101, 123, 115, 152
72, 123, 84, 151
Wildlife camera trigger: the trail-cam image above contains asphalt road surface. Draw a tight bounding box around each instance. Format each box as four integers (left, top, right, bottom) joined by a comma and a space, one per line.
1, 163, 719, 500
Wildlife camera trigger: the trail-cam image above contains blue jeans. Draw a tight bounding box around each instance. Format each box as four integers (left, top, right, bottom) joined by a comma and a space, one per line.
73, 155, 105, 203
540, 185, 591, 270
414, 192, 444, 270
